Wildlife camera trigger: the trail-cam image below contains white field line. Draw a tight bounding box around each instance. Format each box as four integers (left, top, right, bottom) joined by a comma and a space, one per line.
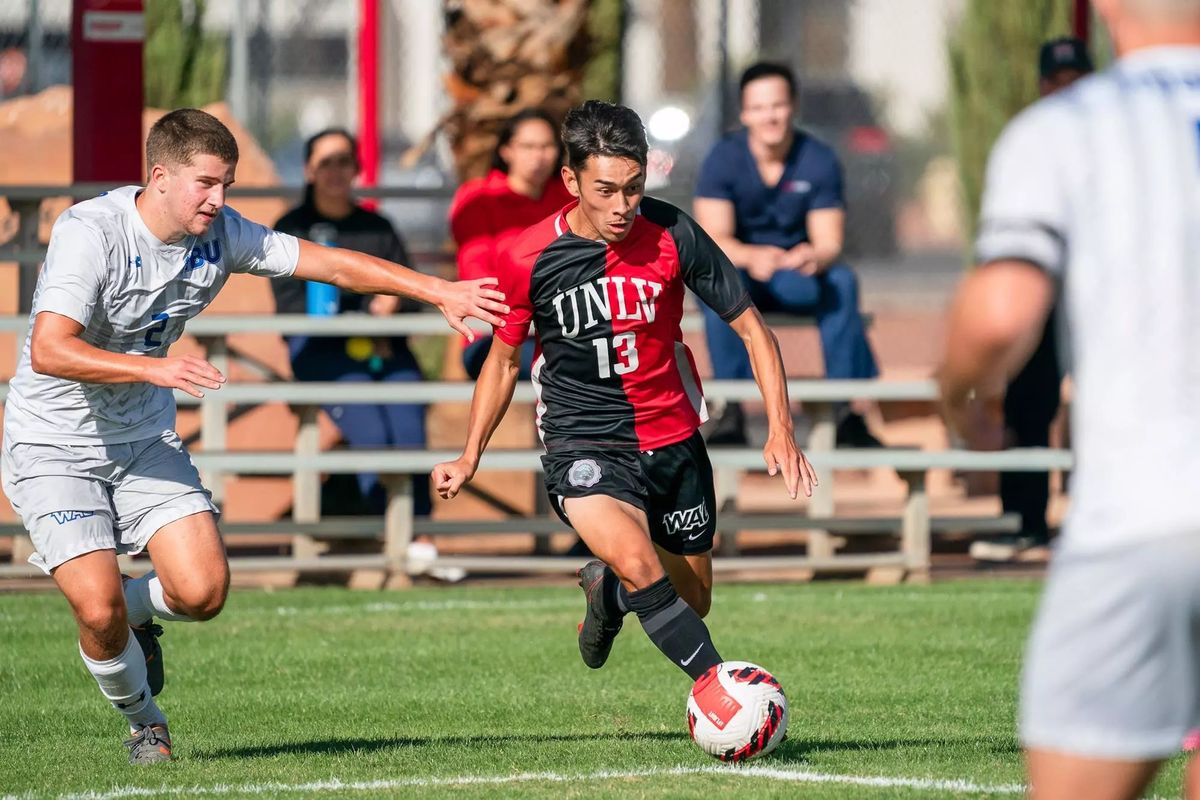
5, 764, 1027, 800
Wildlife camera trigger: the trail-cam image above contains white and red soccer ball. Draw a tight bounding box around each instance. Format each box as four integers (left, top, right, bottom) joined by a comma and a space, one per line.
686, 660, 788, 762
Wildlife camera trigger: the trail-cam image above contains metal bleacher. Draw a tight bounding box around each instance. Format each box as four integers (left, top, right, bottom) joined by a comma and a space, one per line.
0, 313, 1072, 585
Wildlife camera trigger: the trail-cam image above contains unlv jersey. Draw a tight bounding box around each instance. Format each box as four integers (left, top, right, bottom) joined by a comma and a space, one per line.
495, 196, 751, 451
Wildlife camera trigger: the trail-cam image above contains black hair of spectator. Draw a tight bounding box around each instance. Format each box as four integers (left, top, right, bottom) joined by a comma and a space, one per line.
491, 108, 564, 173
302, 127, 358, 208
738, 61, 798, 103
561, 100, 648, 172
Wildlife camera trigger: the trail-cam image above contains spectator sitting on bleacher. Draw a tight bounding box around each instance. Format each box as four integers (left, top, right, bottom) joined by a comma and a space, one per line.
269, 127, 432, 520
693, 61, 881, 448
450, 108, 572, 379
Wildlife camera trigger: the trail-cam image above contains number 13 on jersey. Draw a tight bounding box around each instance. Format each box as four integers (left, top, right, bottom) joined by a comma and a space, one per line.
593, 333, 639, 378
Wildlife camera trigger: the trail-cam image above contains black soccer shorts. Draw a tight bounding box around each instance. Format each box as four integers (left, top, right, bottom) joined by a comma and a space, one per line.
541, 430, 717, 555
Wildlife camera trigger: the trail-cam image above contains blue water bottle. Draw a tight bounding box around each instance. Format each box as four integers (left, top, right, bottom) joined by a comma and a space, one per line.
306, 223, 341, 316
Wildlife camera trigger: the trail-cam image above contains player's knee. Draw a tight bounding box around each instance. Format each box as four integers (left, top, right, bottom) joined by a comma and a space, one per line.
609, 555, 664, 592
74, 597, 128, 639
172, 575, 229, 621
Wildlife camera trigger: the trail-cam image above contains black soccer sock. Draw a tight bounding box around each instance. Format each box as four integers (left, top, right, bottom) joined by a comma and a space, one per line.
628, 575, 722, 680
604, 566, 631, 616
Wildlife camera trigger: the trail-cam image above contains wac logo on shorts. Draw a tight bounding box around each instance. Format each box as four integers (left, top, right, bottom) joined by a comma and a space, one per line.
568, 459, 602, 488
662, 500, 709, 535
48, 510, 96, 525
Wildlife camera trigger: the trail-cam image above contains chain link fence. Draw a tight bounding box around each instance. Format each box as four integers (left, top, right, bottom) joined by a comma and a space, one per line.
0, 0, 974, 379
0, 1, 71, 102
0, 0, 967, 259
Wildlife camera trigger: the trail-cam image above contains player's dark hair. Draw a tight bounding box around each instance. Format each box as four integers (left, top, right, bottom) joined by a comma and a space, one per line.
301, 127, 359, 208
561, 100, 648, 172
491, 108, 563, 173
738, 61, 798, 103
145, 108, 239, 174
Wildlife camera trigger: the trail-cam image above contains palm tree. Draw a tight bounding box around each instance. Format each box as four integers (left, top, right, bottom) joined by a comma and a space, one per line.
144, 0, 227, 109
439, 0, 622, 181
948, 1, 1072, 239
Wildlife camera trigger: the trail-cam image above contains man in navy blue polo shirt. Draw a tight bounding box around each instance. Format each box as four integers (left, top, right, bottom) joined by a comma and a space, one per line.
694, 61, 880, 447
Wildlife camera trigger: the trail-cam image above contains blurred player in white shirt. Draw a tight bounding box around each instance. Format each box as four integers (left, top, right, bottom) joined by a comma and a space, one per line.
1, 108, 507, 764
940, 1, 1200, 797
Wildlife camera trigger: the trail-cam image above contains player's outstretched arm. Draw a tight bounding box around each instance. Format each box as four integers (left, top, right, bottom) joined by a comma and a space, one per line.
30, 311, 224, 398
431, 338, 523, 500
727, 306, 817, 500
291, 238, 509, 341
938, 260, 1053, 443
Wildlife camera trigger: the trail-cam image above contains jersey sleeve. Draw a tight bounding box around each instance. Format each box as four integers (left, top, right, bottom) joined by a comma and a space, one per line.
492, 245, 534, 347
33, 217, 108, 327
694, 140, 737, 201
974, 105, 1069, 276
670, 204, 752, 322
222, 205, 301, 278
809, 146, 845, 210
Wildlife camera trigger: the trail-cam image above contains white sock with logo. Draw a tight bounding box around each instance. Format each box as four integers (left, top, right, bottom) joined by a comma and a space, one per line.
123, 571, 194, 625
80, 635, 167, 730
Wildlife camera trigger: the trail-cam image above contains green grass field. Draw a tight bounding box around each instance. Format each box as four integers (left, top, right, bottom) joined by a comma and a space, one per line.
0, 580, 1188, 799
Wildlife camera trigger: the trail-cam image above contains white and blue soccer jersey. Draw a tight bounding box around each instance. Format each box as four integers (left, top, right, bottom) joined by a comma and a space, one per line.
3, 186, 299, 445
975, 46, 1200, 554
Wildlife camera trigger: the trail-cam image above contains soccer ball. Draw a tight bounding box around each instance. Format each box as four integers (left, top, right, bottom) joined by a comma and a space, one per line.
686, 661, 788, 762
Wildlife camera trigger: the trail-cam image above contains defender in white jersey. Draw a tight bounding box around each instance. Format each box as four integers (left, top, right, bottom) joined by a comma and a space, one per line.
0, 109, 508, 764
940, 1, 1200, 797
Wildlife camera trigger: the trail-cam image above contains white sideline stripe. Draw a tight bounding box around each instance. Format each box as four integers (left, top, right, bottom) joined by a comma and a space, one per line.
19, 764, 1026, 800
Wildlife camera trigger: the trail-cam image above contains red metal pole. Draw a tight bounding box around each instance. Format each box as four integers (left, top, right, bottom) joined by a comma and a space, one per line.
357, 0, 380, 210
72, 0, 145, 183
1073, 0, 1090, 44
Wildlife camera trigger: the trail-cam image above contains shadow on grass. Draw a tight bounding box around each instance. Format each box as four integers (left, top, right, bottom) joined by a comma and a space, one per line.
202, 731, 1019, 762
771, 735, 1021, 763
201, 730, 690, 760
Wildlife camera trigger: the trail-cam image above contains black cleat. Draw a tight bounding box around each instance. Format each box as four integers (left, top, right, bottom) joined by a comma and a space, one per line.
130, 621, 165, 696
576, 560, 623, 669
123, 723, 172, 764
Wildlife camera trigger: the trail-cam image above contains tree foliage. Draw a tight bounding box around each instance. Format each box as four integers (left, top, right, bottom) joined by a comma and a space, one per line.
144, 0, 227, 110
948, 1, 1071, 238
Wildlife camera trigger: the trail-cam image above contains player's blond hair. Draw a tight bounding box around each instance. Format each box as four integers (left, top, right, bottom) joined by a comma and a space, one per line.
145, 108, 239, 174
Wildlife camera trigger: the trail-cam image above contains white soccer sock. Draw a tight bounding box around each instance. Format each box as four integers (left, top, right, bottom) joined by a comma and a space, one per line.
80, 635, 167, 731
124, 571, 194, 624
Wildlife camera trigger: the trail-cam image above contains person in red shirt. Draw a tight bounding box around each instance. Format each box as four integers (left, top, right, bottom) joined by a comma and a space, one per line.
449, 109, 573, 378
433, 101, 816, 684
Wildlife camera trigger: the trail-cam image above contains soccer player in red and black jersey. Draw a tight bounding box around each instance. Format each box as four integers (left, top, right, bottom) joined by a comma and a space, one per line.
433, 101, 816, 681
